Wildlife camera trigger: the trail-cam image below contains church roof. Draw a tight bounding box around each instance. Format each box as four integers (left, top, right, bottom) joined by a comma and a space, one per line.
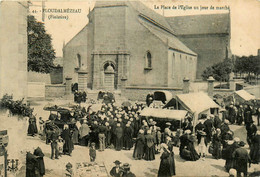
166, 13, 230, 35
94, 0, 174, 34
128, 1, 174, 33
140, 21, 197, 56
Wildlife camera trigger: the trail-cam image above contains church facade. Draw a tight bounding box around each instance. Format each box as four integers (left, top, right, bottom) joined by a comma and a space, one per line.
63, 1, 230, 91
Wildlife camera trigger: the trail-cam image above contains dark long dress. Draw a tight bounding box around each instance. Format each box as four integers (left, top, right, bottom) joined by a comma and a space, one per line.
26, 152, 37, 177
33, 147, 45, 177
114, 127, 123, 151
28, 116, 38, 136
250, 134, 260, 164
212, 134, 222, 159
224, 144, 234, 172
123, 127, 133, 150
144, 134, 155, 161
133, 133, 145, 159
186, 135, 199, 161
62, 129, 74, 155
158, 151, 171, 177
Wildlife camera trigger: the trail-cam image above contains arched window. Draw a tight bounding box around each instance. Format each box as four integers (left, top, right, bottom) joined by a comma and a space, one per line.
146, 51, 152, 68
77, 54, 81, 68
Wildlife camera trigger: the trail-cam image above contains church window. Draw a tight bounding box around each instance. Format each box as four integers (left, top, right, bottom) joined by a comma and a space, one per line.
77, 54, 81, 68
145, 51, 152, 69
172, 53, 175, 78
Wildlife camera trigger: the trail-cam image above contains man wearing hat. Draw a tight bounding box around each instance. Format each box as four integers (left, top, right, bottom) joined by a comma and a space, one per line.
232, 141, 251, 177
228, 104, 237, 124
110, 160, 123, 177
122, 163, 136, 177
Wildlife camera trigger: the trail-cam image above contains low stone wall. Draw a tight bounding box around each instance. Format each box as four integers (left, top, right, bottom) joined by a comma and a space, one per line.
122, 86, 183, 101
213, 89, 233, 97
45, 84, 65, 98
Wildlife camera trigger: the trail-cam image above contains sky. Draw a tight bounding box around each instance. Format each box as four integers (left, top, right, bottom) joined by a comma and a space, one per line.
29, 0, 260, 57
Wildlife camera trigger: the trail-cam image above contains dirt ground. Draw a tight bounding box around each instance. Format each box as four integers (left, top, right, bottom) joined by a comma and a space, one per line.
0, 98, 259, 177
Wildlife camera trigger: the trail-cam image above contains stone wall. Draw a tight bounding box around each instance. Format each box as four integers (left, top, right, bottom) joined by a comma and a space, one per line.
122, 86, 183, 101
45, 84, 65, 98
28, 71, 51, 84
179, 35, 230, 79
0, 2, 28, 100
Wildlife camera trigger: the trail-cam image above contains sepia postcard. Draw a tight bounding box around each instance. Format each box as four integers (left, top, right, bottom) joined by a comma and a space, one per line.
0, 0, 259, 177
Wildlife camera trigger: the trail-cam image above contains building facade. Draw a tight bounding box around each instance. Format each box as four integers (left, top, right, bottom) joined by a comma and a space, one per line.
63, 1, 230, 91
0, 2, 28, 100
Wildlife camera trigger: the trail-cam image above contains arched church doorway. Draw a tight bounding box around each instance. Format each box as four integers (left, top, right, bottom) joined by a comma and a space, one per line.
104, 62, 115, 91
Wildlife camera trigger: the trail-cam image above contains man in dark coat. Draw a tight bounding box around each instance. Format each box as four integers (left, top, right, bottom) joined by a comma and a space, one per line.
214, 115, 222, 129
237, 105, 244, 125
26, 152, 37, 177
246, 121, 257, 147
232, 141, 251, 177
250, 130, 260, 164
114, 123, 124, 151
244, 105, 253, 125
110, 160, 123, 177
195, 120, 206, 144
228, 104, 237, 124
204, 115, 214, 142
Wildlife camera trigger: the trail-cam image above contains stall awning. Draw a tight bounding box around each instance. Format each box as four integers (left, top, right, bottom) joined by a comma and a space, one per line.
176, 92, 220, 114
234, 90, 255, 101
140, 107, 187, 120
154, 90, 172, 102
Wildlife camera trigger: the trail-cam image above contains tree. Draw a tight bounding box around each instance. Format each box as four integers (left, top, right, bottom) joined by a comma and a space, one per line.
201, 59, 233, 83
27, 15, 56, 73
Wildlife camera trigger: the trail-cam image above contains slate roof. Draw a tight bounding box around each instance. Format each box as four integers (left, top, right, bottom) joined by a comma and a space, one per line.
166, 13, 230, 35
140, 20, 197, 55
128, 1, 174, 33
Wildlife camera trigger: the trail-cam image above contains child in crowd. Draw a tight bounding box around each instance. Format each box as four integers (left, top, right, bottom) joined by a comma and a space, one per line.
57, 136, 64, 157
89, 142, 96, 162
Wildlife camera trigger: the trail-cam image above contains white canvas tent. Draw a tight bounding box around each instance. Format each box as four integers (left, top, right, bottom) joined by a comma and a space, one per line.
233, 90, 255, 104
140, 107, 188, 121
175, 92, 220, 129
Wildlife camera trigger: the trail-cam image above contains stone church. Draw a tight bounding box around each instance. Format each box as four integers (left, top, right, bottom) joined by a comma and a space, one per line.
63, 1, 231, 91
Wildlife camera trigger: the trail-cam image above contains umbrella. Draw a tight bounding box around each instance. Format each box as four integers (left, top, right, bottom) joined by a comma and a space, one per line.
43, 103, 59, 111
122, 101, 132, 107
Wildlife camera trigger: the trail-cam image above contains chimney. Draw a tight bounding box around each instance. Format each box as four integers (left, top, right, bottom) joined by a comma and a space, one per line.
183, 77, 190, 94
207, 76, 215, 97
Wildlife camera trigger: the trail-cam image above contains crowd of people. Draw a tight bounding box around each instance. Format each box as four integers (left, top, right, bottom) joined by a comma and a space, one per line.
23, 91, 260, 177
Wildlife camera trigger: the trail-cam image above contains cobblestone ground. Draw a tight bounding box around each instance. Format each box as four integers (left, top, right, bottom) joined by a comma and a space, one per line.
0, 98, 259, 177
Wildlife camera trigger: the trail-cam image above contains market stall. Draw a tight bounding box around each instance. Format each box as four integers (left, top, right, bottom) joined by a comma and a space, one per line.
231, 90, 256, 105
174, 92, 220, 130
140, 107, 188, 131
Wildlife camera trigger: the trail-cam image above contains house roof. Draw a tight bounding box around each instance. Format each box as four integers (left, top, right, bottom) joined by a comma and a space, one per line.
166, 13, 230, 35
176, 92, 220, 113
